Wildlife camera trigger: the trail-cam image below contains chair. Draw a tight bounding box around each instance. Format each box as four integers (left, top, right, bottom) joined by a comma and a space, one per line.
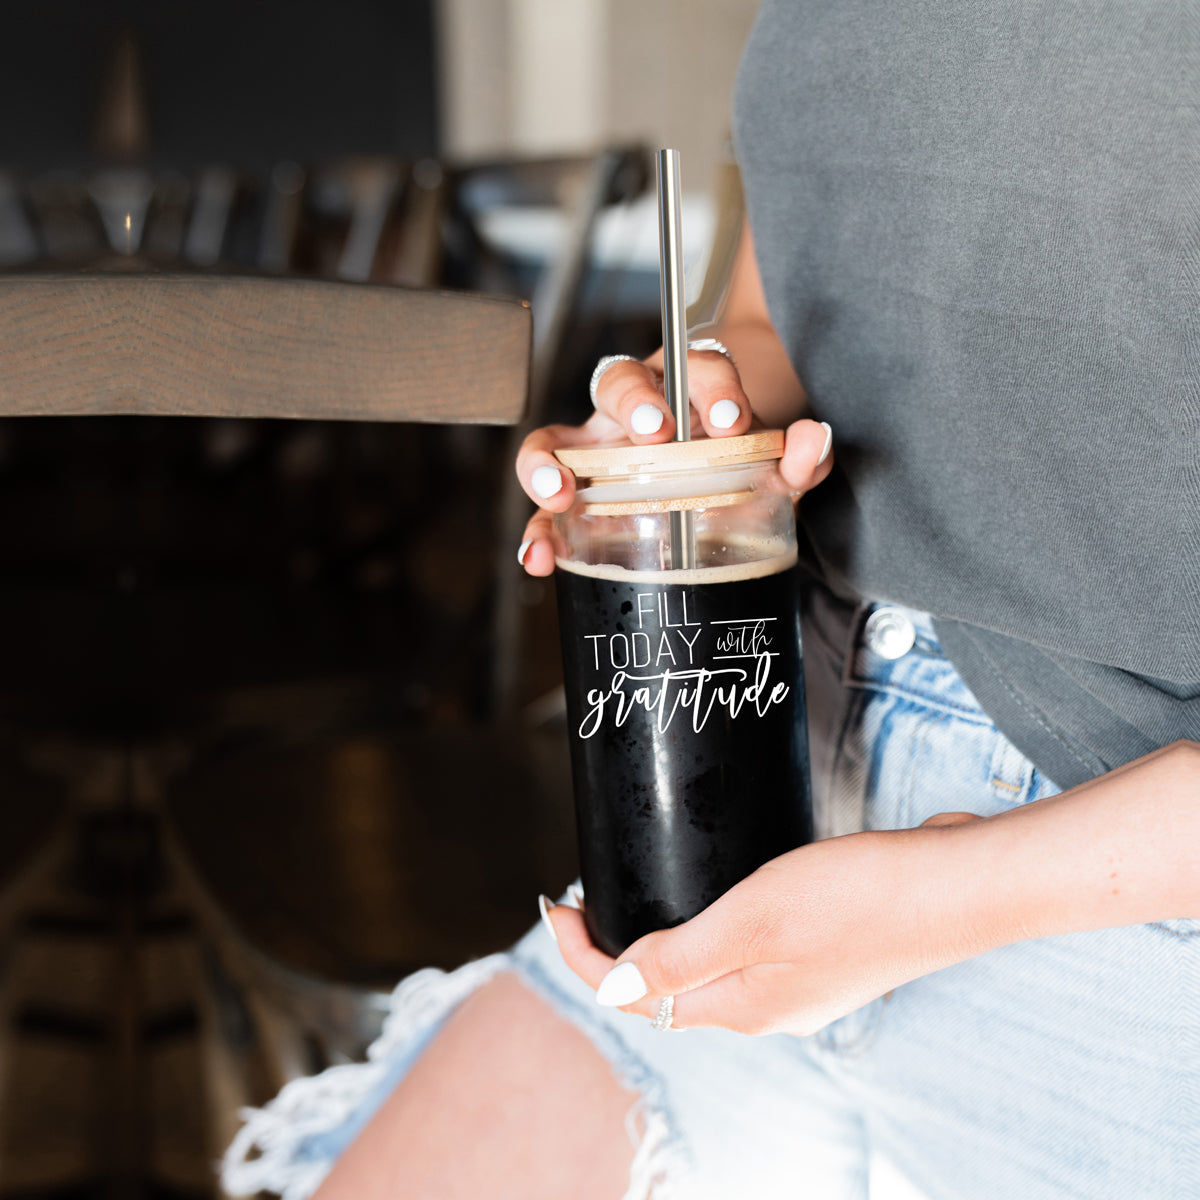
0, 256, 540, 1184
0, 136, 667, 1192
0, 272, 527, 422
442, 148, 654, 714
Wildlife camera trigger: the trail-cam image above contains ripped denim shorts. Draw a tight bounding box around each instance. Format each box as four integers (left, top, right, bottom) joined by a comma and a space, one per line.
223, 586, 1200, 1200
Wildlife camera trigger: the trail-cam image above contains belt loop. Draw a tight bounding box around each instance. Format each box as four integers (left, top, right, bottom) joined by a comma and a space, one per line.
842, 601, 874, 687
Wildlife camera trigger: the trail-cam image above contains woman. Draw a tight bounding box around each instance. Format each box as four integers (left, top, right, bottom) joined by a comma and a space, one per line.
227, 3, 1199, 1196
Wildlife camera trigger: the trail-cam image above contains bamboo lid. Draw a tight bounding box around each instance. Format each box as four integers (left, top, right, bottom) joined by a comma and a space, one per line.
555, 430, 783, 478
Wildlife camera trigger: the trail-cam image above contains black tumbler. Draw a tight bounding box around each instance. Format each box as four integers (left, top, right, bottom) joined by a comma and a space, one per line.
552, 432, 814, 956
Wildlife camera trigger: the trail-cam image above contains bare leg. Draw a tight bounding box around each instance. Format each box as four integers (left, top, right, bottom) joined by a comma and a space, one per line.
313, 971, 639, 1200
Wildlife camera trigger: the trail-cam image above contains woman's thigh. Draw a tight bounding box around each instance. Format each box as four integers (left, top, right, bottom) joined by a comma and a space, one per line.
311, 970, 639, 1200
227, 588, 1198, 1199
804, 593, 1200, 1200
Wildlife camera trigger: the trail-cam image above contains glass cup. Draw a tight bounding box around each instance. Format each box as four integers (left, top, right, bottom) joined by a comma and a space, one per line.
552, 432, 814, 955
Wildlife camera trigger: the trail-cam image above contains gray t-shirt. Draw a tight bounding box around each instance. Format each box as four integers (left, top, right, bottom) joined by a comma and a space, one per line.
732, 0, 1199, 789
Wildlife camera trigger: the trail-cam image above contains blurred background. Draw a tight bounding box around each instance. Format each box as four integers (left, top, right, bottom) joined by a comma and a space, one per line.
0, 1, 757, 1196
0, 0, 752, 175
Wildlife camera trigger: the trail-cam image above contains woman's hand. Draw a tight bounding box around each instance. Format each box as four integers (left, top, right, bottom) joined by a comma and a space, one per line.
515, 219, 825, 575
514, 348, 833, 577
543, 815, 990, 1037
541, 741, 1200, 1036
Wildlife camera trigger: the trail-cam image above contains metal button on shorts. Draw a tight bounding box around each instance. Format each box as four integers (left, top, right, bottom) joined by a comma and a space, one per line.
864, 607, 916, 660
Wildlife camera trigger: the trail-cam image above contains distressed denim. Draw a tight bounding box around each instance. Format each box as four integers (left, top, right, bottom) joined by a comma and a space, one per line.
225, 587, 1199, 1200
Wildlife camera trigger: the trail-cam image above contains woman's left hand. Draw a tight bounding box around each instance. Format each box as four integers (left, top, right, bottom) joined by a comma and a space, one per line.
545, 811, 990, 1037
544, 739, 1200, 1035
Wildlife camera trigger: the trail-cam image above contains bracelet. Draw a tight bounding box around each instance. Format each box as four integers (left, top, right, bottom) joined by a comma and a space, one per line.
686, 337, 736, 370
589, 354, 642, 407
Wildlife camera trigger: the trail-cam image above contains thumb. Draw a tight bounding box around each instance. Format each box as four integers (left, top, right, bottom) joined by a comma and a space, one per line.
919, 811, 982, 828
780, 418, 834, 493
596, 880, 775, 1009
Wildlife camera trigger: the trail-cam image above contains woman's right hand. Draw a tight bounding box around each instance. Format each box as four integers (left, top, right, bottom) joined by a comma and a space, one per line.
514, 349, 834, 576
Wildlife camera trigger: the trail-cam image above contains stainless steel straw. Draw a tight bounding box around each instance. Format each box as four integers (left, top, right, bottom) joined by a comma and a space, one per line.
657, 148, 696, 570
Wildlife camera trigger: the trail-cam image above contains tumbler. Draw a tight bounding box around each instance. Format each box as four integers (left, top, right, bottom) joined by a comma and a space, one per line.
553, 431, 813, 956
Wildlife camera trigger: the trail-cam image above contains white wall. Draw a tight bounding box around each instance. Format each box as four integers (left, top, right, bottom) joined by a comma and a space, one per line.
436, 0, 514, 160
436, 0, 760, 192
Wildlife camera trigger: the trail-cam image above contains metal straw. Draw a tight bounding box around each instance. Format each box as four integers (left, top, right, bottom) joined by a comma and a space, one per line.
657, 148, 696, 570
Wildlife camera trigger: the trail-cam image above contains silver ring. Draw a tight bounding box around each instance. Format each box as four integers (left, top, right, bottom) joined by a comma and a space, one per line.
686, 337, 736, 370
651, 995, 675, 1031
589, 354, 641, 408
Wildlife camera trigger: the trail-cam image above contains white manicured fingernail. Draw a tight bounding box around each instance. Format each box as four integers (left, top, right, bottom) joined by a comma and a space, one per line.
568, 884, 585, 909
596, 961, 648, 1007
517, 539, 532, 566
531, 465, 563, 498
631, 403, 664, 435
709, 399, 740, 429
537, 894, 558, 943
817, 421, 833, 465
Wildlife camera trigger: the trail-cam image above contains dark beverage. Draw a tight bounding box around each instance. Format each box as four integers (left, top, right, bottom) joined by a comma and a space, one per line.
556, 550, 813, 956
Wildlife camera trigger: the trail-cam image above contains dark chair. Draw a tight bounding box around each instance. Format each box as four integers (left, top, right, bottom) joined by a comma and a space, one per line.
0, 258, 537, 1180
0, 139, 667, 1192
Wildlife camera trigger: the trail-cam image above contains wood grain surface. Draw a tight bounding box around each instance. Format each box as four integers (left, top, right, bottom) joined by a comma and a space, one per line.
0, 273, 531, 424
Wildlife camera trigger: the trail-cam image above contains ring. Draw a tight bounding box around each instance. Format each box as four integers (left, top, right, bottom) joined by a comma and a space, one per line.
651, 995, 675, 1031
687, 337, 736, 370
589, 354, 642, 408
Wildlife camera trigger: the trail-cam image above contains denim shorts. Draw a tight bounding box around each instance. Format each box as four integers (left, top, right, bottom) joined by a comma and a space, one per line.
224, 587, 1200, 1200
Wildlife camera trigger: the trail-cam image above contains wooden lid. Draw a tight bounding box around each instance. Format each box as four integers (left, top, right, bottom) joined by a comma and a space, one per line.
555, 430, 783, 477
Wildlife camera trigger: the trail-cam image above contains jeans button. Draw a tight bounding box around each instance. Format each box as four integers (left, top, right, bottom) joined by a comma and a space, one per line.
864, 607, 916, 660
